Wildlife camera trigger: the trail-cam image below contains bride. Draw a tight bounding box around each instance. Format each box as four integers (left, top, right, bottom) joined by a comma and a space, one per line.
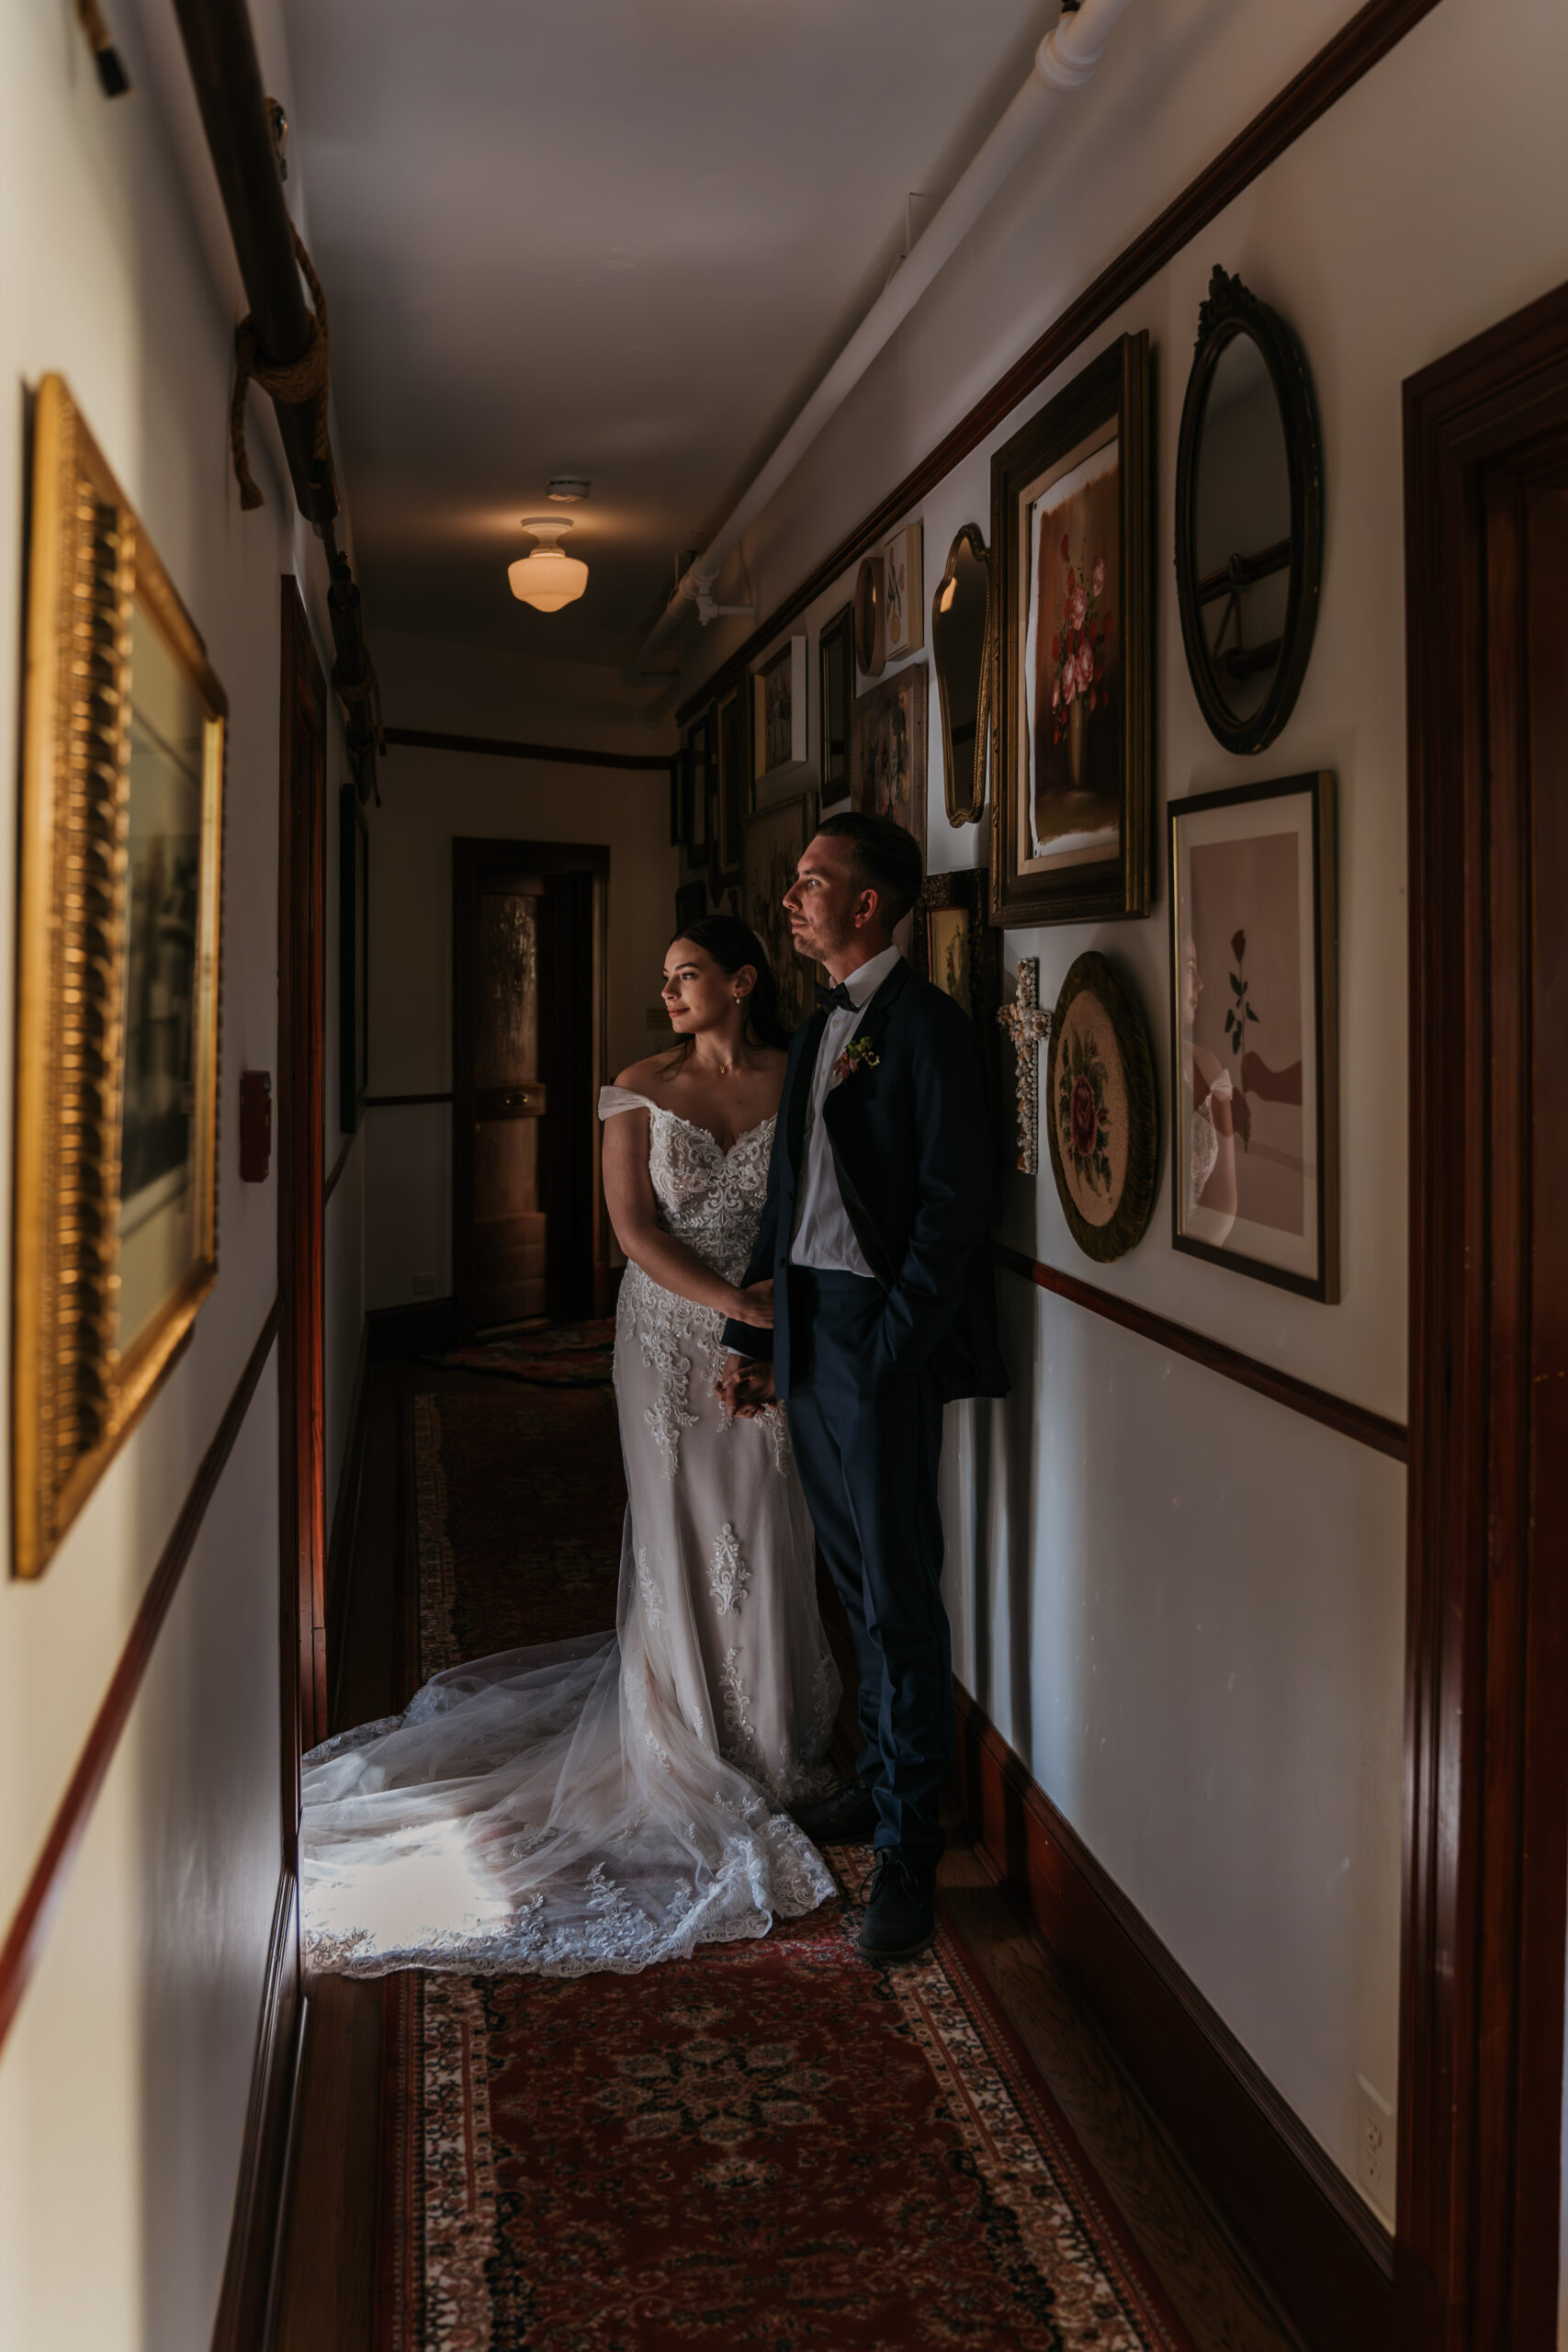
299, 915, 841, 1978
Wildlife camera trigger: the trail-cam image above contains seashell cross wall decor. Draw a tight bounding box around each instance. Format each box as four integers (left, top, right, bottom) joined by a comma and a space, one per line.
997, 957, 1052, 1176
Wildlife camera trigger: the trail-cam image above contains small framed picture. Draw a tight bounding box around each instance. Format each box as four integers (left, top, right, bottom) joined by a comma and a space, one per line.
753, 637, 807, 793
742, 787, 818, 1030
884, 522, 924, 660
992, 332, 1153, 926
685, 710, 714, 873
913, 865, 997, 1056
1168, 770, 1338, 1300
818, 604, 854, 805
852, 662, 927, 854
716, 686, 746, 877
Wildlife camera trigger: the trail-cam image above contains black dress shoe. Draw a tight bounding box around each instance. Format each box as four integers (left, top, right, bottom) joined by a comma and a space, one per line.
856, 1850, 936, 1963
790, 1781, 879, 1844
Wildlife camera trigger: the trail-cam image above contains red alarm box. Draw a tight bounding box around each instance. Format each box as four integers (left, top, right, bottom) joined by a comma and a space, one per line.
240, 1070, 272, 1182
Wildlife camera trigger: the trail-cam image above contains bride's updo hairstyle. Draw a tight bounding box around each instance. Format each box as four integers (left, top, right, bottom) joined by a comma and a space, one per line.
666, 914, 793, 1054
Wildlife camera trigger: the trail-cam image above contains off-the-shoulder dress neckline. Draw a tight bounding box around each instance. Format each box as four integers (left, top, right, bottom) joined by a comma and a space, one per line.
606, 1088, 776, 1160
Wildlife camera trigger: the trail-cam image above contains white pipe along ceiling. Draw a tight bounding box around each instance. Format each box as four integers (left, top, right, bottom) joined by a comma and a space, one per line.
626, 0, 1141, 685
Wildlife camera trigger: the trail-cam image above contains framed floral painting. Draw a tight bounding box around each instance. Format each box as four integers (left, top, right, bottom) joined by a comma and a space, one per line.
1044, 952, 1158, 1263
991, 333, 1152, 926
1168, 771, 1338, 1299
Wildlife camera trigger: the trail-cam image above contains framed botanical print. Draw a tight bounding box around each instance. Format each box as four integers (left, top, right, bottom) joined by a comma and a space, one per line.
742, 788, 818, 1031
991, 332, 1152, 925
15, 375, 226, 1578
1168, 771, 1338, 1300
884, 522, 924, 660
851, 662, 927, 854
340, 784, 369, 1134
818, 603, 854, 806
716, 685, 747, 878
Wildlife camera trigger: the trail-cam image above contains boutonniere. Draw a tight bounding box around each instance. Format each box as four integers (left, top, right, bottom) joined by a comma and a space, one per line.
830, 1037, 880, 1086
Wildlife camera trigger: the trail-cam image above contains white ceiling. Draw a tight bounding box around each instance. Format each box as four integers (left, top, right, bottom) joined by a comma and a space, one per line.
280, 0, 1061, 672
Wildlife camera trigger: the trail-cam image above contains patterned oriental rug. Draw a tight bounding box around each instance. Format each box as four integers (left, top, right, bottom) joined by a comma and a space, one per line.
388, 1393, 1190, 2349
423, 1317, 617, 1387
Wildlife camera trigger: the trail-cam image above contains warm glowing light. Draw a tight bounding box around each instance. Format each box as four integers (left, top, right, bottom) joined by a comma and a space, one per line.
508, 518, 589, 612
938, 577, 957, 614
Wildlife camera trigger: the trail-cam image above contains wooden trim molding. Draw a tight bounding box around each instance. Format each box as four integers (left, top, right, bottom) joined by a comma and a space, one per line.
0, 1300, 280, 2056
365, 1091, 453, 1110
209, 1863, 302, 2352
677, 0, 1446, 729
994, 1242, 1407, 1463
323, 1127, 357, 1206
951, 1680, 1397, 2352
385, 725, 671, 774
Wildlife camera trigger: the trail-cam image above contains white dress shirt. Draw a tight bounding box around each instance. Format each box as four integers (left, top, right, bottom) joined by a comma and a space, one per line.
789, 944, 903, 1275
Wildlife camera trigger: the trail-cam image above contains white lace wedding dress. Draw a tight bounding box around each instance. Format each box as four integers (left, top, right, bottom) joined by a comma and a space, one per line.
299, 1088, 840, 1979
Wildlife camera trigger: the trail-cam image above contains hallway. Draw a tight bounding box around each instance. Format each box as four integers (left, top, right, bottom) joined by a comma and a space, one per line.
271, 1348, 1294, 2352
3, 2, 1568, 2347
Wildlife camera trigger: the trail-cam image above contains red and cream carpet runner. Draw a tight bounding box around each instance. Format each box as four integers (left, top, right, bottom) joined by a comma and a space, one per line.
374, 1387, 1191, 2350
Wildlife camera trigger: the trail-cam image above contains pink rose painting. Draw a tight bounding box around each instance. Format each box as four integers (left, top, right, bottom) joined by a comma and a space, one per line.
1026, 436, 1122, 866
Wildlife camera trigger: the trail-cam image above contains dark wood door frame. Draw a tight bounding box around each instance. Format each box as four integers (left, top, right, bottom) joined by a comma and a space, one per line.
451, 839, 610, 1338
278, 579, 328, 1781
1401, 279, 1568, 2350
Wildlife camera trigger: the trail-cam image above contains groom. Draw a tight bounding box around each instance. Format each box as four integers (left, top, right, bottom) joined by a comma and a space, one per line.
719, 813, 1007, 1962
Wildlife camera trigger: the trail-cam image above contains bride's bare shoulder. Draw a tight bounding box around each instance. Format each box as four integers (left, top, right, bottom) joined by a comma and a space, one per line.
613, 1052, 678, 1097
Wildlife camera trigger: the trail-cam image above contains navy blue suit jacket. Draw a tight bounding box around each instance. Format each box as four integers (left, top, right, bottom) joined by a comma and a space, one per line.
722, 957, 1008, 1405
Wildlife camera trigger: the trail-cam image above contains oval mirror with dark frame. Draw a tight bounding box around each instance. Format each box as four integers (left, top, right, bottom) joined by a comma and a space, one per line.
931, 524, 993, 827
853, 553, 886, 678
1175, 266, 1323, 754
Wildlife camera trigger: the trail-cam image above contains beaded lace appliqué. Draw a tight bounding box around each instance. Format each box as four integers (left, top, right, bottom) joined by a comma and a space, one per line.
709, 1523, 751, 1614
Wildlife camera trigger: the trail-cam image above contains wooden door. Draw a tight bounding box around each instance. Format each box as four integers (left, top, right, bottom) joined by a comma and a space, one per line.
453, 840, 608, 1337
1402, 283, 1568, 2352
277, 580, 327, 1768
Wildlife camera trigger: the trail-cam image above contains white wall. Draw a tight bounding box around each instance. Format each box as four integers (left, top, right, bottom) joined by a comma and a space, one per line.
678, 0, 1568, 2211
365, 714, 677, 1310
0, 0, 361, 2343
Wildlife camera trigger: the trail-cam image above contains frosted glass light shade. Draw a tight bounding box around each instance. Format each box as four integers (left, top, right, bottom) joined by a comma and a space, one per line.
508, 548, 589, 612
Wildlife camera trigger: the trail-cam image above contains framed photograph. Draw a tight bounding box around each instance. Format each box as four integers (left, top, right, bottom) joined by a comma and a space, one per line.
685, 710, 713, 873
991, 332, 1152, 925
742, 788, 818, 1031
15, 375, 226, 1579
674, 879, 707, 937
884, 522, 924, 660
818, 603, 854, 805
912, 866, 998, 1105
340, 785, 369, 1134
753, 637, 807, 792
1168, 771, 1338, 1300
1044, 951, 1158, 1264
851, 661, 927, 854
716, 686, 747, 877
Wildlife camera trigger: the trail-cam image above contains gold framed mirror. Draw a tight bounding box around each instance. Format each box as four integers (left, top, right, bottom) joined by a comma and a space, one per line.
931, 523, 993, 827
14, 376, 226, 1578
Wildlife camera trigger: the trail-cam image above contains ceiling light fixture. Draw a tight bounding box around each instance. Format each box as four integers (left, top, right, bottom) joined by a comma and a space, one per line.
508, 517, 589, 613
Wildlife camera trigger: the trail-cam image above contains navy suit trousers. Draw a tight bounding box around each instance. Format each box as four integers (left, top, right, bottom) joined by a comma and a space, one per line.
784, 1267, 952, 1867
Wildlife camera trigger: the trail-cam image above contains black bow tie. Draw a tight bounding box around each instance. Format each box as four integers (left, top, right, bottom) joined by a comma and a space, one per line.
816, 980, 856, 1013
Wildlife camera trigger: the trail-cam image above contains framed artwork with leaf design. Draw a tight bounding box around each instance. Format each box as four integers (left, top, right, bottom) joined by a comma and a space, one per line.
1044, 952, 1157, 1263
990, 332, 1152, 926
1168, 771, 1338, 1299
15, 376, 226, 1578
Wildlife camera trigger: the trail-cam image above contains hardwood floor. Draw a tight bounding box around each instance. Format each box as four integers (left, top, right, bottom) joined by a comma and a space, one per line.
269, 1353, 1303, 2352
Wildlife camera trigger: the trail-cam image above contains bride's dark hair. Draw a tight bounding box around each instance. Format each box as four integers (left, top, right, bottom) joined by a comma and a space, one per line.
665, 914, 793, 1056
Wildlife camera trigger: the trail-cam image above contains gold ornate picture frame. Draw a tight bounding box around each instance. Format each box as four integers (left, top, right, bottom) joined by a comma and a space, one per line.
14, 376, 226, 1578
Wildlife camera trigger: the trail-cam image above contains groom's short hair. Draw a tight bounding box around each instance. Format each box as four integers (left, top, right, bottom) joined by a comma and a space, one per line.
816, 812, 924, 929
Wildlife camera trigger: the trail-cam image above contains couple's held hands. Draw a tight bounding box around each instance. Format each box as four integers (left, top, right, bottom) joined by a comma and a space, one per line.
716, 1351, 777, 1418
726, 1277, 774, 1329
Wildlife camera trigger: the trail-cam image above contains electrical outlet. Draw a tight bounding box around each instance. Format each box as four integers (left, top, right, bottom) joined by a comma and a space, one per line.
1356, 2075, 1394, 2220
412, 1270, 438, 1300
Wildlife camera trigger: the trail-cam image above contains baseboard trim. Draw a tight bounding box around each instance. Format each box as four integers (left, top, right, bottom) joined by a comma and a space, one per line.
326, 1317, 372, 1735
210, 1863, 302, 2352
951, 1682, 1396, 2352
